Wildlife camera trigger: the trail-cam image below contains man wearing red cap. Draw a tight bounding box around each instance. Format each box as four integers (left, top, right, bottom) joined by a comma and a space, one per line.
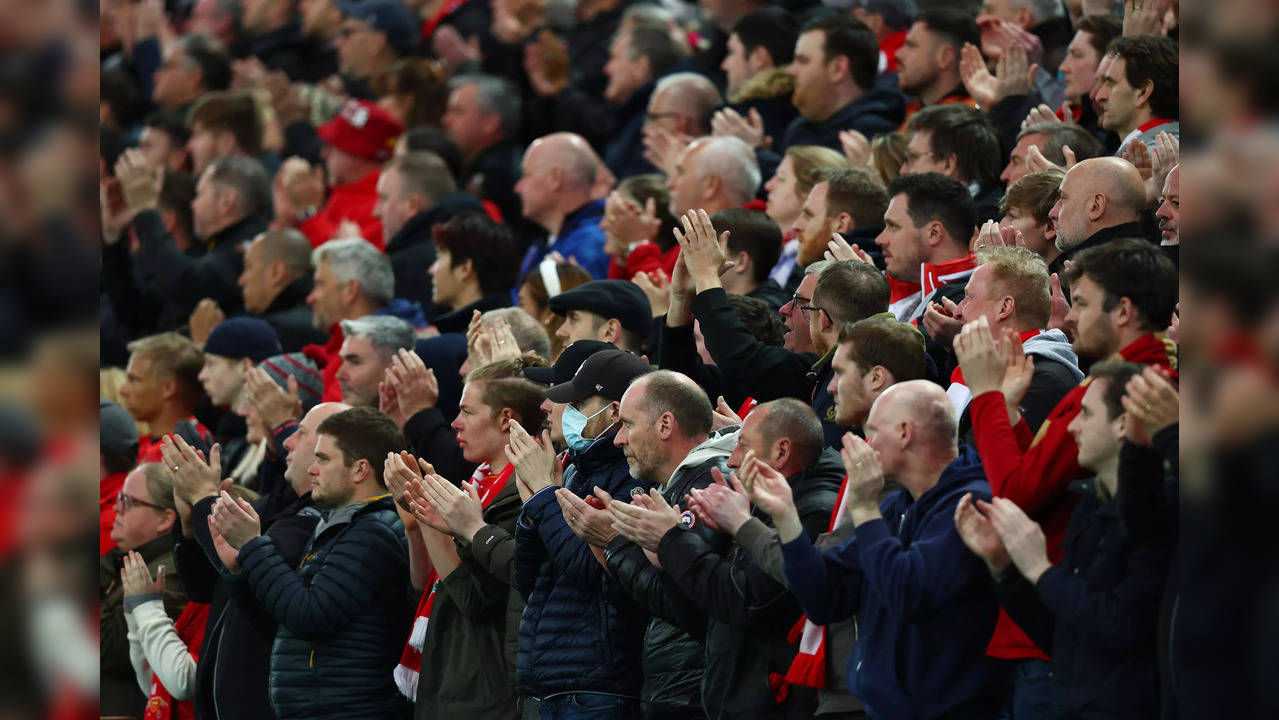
275, 98, 404, 249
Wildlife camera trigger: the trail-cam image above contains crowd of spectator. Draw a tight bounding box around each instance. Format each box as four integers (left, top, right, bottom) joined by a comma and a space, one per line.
99, 0, 1181, 718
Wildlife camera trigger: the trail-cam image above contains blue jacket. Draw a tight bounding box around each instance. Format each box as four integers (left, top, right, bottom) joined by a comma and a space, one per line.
513, 428, 654, 698
516, 199, 609, 287
780, 445, 1008, 720
238, 494, 414, 720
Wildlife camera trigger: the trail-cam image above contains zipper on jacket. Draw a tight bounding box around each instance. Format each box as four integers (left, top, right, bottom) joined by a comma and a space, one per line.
309, 649, 315, 668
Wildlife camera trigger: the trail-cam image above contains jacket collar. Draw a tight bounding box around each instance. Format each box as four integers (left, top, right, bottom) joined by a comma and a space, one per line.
1115, 332, 1178, 373
385, 191, 483, 252
209, 213, 268, 250
315, 492, 394, 535
431, 294, 510, 335
558, 198, 606, 240
1062, 221, 1145, 264
571, 425, 626, 473
264, 276, 315, 316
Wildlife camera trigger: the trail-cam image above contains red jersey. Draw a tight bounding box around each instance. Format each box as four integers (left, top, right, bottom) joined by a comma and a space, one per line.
300, 170, 384, 250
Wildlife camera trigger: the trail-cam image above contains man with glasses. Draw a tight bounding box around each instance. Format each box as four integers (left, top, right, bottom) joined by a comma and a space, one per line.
101, 463, 187, 719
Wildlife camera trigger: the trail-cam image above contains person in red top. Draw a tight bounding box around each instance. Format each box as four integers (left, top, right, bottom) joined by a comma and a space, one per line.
276, 99, 405, 249
952, 238, 1177, 716
101, 400, 141, 554
118, 332, 214, 463
851, 0, 913, 72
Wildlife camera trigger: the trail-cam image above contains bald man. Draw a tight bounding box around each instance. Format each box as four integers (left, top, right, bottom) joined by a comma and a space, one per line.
176, 399, 350, 719
645, 72, 723, 140
1046, 157, 1147, 293
1155, 164, 1179, 247
753, 380, 1007, 718
515, 133, 610, 281
667, 136, 762, 217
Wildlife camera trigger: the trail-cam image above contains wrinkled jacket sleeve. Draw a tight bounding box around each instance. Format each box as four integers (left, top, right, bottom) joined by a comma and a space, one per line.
236, 520, 406, 640
691, 288, 816, 402
657, 526, 797, 630
657, 321, 728, 403
780, 532, 863, 625
443, 491, 521, 615
461, 522, 517, 587
970, 388, 1083, 515
852, 497, 991, 622
127, 599, 199, 700
604, 537, 709, 639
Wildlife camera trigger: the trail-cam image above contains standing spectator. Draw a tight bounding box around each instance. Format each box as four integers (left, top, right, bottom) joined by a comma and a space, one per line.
138, 110, 191, 173
442, 74, 526, 231
764, 146, 849, 292
998, 168, 1065, 264
209, 406, 414, 720
719, 8, 799, 146
101, 463, 186, 719
548, 280, 652, 354
238, 0, 339, 82
601, 26, 683, 179
235, 228, 331, 352
1155, 164, 1179, 247
895, 9, 980, 118
900, 105, 1003, 222
509, 348, 655, 718
1046, 157, 1146, 294
306, 237, 426, 401
377, 152, 484, 319
335, 315, 416, 408
332, 0, 417, 99
667, 136, 762, 218
197, 317, 283, 476
104, 152, 270, 332
764, 382, 1009, 718
427, 212, 521, 335
791, 167, 889, 272
712, 209, 787, 310
118, 333, 212, 462
516, 133, 611, 281
1099, 35, 1179, 155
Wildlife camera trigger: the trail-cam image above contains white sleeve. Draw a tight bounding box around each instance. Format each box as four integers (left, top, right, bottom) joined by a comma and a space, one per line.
131, 599, 200, 700
124, 606, 154, 696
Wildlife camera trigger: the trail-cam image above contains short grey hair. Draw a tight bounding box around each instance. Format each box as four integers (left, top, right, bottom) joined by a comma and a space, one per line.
384, 151, 456, 205
450, 73, 522, 139
480, 307, 552, 361
654, 72, 722, 135
312, 238, 395, 305
804, 259, 831, 277
622, 3, 677, 32
1016, 0, 1064, 24
207, 155, 270, 218
693, 136, 761, 207
338, 315, 415, 354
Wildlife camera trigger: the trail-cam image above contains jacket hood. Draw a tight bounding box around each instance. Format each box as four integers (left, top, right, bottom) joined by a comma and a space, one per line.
730, 66, 794, 104
665, 431, 735, 489
377, 297, 427, 329
1022, 329, 1085, 383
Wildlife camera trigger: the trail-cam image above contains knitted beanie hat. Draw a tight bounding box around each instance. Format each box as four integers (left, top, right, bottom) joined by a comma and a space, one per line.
257, 353, 324, 412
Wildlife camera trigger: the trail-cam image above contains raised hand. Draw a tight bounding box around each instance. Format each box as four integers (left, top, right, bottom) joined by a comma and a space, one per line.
1000, 330, 1035, 425
1025, 143, 1076, 174
383, 451, 421, 512
121, 551, 165, 598
954, 317, 1010, 396
159, 435, 223, 505
208, 490, 262, 550
505, 420, 558, 495
1122, 139, 1153, 181
642, 125, 693, 179
839, 432, 884, 523
207, 518, 242, 574
672, 209, 732, 293
556, 487, 618, 547
953, 493, 1010, 573
420, 472, 487, 541
1021, 103, 1063, 133
687, 466, 751, 535
711, 106, 766, 149
839, 129, 871, 168
385, 349, 438, 419
922, 296, 964, 350
1121, 366, 1179, 446
114, 148, 163, 215
1046, 273, 1074, 340
824, 232, 875, 265
987, 497, 1051, 583
739, 450, 800, 539
244, 366, 303, 431
959, 42, 998, 109
524, 29, 569, 97
188, 299, 226, 348
633, 269, 672, 318
609, 488, 682, 551
711, 396, 742, 431
273, 157, 326, 227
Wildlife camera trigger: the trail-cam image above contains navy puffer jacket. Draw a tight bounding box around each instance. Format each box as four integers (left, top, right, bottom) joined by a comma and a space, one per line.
238, 493, 414, 720
513, 428, 654, 699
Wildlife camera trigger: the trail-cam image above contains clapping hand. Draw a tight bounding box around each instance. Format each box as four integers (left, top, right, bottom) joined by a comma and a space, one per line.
711, 106, 767, 149
953, 493, 1011, 574
839, 432, 884, 526
159, 435, 223, 506
244, 366, 303, 431
672, 209, 732, 293
556, 487, 618, 547
1121, 366, 1178, 446
505, 420, 558, 496
686, 466, 751, 535
986, 497, 1052, 583
120, 551, 164, 599
419, 472, 487, 541
824, 233, 875, 265
739, 450, 801, 541
208, 490, 261, 550
954, 317, 1013, 396
609, 488, 682, 551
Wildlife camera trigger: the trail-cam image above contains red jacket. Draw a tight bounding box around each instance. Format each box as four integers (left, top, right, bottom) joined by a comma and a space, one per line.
299, 170, 384, 250
970, 332, 1178, 659
607, 243, 680, 281
144, 601, 209, 720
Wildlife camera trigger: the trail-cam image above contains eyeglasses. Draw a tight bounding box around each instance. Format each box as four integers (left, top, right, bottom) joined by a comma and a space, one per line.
798, 305, 831, 323
787, 293, 811, 309
116, 492, 166, 514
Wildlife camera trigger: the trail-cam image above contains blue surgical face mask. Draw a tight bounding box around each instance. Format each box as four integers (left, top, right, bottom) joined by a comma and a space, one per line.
562, 402, 614, 452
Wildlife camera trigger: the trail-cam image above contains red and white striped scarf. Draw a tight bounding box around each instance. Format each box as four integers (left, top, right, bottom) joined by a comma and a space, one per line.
393, 462, 515, 699
784, 472, 853, 688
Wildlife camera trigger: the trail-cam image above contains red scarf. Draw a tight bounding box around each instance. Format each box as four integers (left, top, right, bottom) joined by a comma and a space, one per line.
783, 471, 855, 689
143, 602, 209, 720
394, 462, 515, 699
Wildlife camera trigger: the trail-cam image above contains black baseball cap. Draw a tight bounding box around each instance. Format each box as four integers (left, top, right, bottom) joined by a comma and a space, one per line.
547, 280, 652, 337
524, 340, 614, 385
544, 349, 653, 404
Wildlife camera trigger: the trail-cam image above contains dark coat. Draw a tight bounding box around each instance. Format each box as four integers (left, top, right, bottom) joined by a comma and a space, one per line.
415, 482, 524, 720
234, 20, 337, 83
464, 141, 528, 236
657, 448, 844, 719
780, 445, 1009, 720
747, 278, 790, 312
259, 277, 329, 353
1048, 221, 1145, 299
178, 482, 322, 720
605, 448, 731, 717
779, 80, 907, 154
238, 494, 414, 720
137, 209, 267, 331
385, 192, 485, 321
995, 478, 1171, 719
513, 428, 654, 698
603, 82, 661, 180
